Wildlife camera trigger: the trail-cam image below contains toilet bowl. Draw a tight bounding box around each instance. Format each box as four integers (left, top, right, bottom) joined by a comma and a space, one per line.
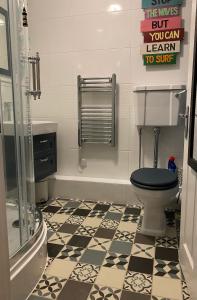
130, 168, 179, 236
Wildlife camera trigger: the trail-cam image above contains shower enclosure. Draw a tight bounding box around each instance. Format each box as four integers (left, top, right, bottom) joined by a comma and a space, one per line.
0, 0, 47, 299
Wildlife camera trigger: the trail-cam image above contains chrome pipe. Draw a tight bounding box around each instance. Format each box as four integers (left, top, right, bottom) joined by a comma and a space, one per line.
153, 127, 160, 168
138, 127, 143, 168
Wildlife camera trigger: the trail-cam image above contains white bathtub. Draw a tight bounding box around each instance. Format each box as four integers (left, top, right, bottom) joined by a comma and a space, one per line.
49, 175, 139, 205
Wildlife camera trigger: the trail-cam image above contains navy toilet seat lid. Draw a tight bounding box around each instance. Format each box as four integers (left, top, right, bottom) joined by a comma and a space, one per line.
130, 168, 178, 191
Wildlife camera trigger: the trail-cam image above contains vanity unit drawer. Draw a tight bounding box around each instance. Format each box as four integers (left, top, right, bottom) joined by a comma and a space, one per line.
33, 133, 56, 155
34, 153, 57, 182
33, 132, 57, 182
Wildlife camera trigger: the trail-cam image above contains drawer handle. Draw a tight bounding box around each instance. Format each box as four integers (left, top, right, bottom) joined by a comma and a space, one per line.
40, 140, 48, 144
40, 158, 49, 163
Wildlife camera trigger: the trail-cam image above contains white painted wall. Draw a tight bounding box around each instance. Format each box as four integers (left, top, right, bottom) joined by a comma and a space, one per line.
28, 0, 191, 183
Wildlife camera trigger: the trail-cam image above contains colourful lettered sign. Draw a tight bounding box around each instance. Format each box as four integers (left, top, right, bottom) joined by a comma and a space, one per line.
143, 53, 177, 65
142, 0, 183, 9
141, 41, 180, 54
141, 16, 182, 32
145, 6, 180, 19
143, 28, 184, 43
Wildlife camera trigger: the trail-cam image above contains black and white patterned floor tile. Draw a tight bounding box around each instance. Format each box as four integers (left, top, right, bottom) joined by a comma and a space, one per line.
182, 280, 191, 300
103, 252, 130, 270
123, 271, 152, 294
88, 210, 106, 218
100, 219, 119, 230
132, 243, 155, 259
87, 285, 122, 300
57, 245, 85, 261
155, 237, 178, 249
79, 202, 96, 210
121, 214, 140, 223
70, 263, 100, 283
48, 232, 72, 245
88, 237, 112, 251
57, 207, 76, 215
154, 259, 182, 279
32, 274, 66, 299
76, 225, 98, 237
114, 230, 136, 242
66, 215, 85, 225
109, 205, 125, 214
45, 220, 63, 232
29, 198, 190, 300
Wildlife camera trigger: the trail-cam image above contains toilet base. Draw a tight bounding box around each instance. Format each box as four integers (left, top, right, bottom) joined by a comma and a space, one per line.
141, 204, 166, 237
141, 227, 166, 237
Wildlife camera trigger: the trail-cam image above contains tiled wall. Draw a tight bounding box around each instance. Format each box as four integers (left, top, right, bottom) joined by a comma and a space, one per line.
28, 0, 191, 181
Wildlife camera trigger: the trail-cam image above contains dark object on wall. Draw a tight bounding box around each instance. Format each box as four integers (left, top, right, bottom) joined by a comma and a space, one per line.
0, 7, 11, 76
188, 23, 197, 172
22, 6, 28, 27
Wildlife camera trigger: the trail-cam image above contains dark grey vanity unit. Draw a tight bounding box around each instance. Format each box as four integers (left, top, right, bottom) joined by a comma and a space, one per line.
33, 132, 57, 182
4, 121, 57, 190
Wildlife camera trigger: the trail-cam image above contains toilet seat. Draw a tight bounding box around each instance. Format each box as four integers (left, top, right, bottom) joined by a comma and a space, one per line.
130, 168, 178, 191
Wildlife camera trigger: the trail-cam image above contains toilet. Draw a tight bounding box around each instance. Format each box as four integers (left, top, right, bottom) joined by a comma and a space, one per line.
130, 168, 179, 236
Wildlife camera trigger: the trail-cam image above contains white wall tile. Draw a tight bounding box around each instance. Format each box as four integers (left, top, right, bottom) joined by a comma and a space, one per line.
28, 0, 71, 19
76, 146, 129, 179
32, 85, 78, 119
29, 18, 74, 53
118, 118, 130, 151
57, 148, 79, 176
68, 11, 133, 51
69, 0, 134, 15
30, 10, 142, 53
57, 118, 78, 150
129, 150, 140, 174
40, 48, 132, 87
28, 0, 191, 181
118, 84, 133, 118
28, 0, 137, 20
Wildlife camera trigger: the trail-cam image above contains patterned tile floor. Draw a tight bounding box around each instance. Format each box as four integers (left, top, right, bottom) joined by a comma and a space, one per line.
28, 199, 190, 300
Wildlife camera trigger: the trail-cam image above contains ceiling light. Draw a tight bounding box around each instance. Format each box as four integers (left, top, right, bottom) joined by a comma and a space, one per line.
108, 4, 122, 12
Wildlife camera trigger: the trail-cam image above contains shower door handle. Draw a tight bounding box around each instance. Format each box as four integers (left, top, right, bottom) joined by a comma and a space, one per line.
28, 52, 41, 100
36, 52, 41, 99
28, 55, 37, 100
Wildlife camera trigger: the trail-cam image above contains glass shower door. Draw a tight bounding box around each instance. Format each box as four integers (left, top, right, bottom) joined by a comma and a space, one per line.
0, 80, 22, 256
0, 0, 36, 258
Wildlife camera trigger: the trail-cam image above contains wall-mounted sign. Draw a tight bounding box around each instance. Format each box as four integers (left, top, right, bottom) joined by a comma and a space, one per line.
141, 16, 181, 32
143, 28, 184, 43
142, 0, 183, 9
144, 53, 177, 65
141, 0, 184, 65
141, 41, 180, 54
145, 6, 180, 19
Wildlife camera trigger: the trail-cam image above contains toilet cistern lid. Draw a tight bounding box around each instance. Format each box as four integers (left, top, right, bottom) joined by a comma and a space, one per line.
130, 168, 178, 191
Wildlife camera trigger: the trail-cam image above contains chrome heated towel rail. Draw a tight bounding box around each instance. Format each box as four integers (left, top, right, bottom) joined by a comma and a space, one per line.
78, 74, 117, 147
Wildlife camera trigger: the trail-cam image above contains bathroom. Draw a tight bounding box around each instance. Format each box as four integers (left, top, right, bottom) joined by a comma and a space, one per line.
0, 0, 197, 299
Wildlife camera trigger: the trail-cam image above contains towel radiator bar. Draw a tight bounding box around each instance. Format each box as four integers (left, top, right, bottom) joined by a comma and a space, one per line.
78, 74, 117, 147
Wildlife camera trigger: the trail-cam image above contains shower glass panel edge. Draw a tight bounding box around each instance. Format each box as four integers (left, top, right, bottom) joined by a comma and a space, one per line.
6, 0, 36, 258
